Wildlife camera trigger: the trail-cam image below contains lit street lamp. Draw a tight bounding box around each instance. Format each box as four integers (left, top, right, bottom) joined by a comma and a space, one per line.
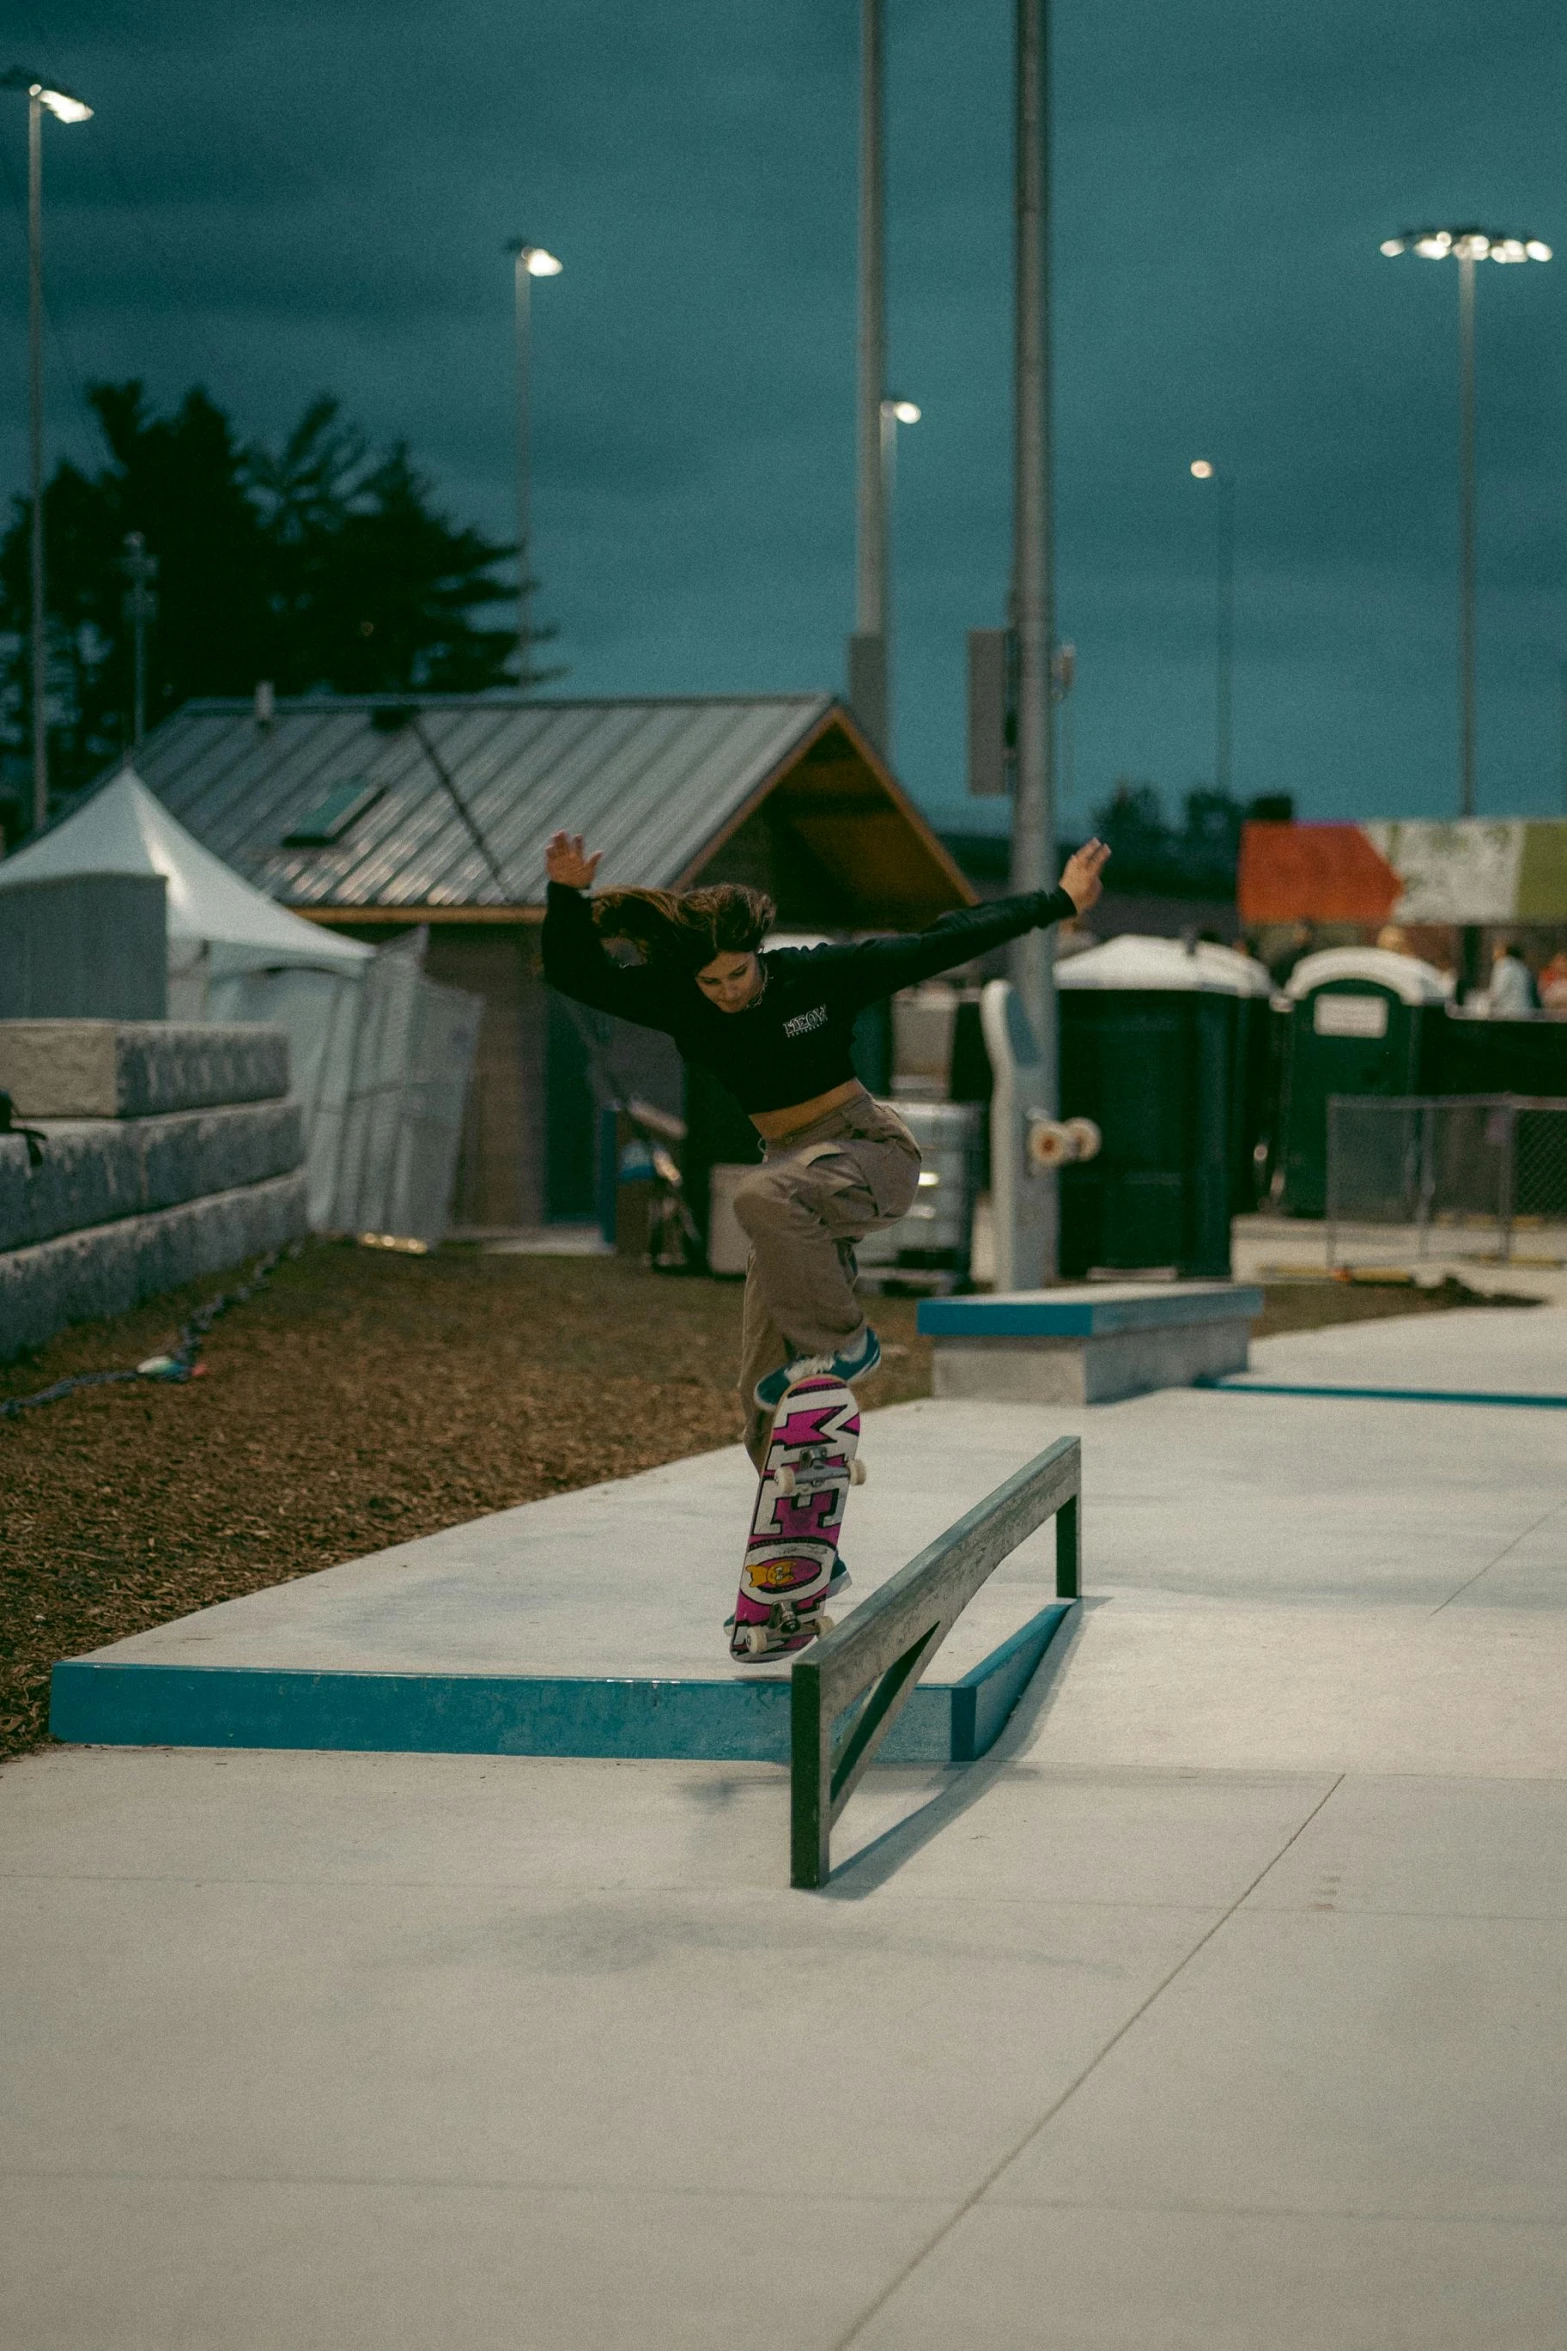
2, 69, 93, 834
505, 240, 562, 692
1381, 224, 1551, 817
868, 394, 920, 757
1189, 459, 1235, 798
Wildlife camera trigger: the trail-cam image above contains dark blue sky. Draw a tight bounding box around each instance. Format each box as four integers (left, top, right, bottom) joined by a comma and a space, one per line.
7, 0, 1567, 834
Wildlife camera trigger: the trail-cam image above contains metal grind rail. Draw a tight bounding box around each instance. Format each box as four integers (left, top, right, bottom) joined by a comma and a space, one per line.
790, 1435, 1081, 1889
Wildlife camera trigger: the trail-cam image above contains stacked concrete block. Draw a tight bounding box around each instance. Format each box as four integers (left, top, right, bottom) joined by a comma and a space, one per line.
0, 1021, 309, 1362
0, 1021, 289, 1120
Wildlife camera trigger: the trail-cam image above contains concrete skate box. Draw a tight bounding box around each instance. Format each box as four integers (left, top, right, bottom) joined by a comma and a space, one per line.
0, 872, 168, 1020
918, 1279, 1263, 1404
0, 1020, 290, 1120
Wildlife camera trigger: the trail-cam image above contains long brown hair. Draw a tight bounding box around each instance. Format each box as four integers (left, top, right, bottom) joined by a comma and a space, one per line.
592, 884, 775, 973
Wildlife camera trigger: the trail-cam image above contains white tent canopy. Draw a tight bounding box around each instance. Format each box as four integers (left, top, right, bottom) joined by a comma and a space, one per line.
0, 767, 370, 976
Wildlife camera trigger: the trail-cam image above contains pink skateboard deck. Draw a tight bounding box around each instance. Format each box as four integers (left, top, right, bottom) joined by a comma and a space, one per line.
729, 1372, 861, 1663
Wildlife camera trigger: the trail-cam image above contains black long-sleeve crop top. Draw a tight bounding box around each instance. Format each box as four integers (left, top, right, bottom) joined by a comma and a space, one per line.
541, 881, 1075, 1115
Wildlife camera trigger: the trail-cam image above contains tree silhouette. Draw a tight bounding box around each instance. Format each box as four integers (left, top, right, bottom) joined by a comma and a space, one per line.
0, 381, 561, 819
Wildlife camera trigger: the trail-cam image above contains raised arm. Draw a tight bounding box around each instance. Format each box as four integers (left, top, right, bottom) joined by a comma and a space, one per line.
540, 833, 671, 1028
825, 839, 1110, 1002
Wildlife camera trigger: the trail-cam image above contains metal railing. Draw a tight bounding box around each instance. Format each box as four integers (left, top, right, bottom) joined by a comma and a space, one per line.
789, 1435, 1081, 1889
1326, 1095, 1567, 1264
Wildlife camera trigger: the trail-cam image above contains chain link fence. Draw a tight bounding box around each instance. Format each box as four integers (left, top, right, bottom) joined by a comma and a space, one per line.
1326, 1095, 1567, 1264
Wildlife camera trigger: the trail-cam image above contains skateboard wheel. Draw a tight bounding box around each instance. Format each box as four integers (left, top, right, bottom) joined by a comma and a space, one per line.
743, 1626, 771, 1657
816, 1614, 835, 1636
774, 1465, 797, 1495
849, 1458, 867, 1485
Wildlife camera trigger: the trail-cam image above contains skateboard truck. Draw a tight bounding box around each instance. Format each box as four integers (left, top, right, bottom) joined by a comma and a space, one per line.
775, 1448, 867, 1496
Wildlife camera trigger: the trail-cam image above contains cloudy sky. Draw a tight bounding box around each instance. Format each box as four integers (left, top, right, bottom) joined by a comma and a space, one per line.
7, 0, 1567, 835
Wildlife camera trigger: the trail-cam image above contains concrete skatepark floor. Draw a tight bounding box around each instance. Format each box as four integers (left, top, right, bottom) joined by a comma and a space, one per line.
0, 1240, 1535, 1758
3, 1300, 1564, 2349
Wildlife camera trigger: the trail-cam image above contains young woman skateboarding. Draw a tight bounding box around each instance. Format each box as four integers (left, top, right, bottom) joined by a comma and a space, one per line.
542, 828, 1110, 1482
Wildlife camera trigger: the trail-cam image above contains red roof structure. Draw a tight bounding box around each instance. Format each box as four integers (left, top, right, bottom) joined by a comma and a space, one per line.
1238, 822, 1401, 924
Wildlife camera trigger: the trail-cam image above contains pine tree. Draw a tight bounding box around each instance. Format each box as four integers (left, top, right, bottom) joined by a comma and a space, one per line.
0, 381, 559, 816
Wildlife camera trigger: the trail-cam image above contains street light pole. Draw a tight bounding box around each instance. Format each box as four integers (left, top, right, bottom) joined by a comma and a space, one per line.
1190, 461, 1235, 796
1010, 0, 1055, 1073
1, 71, 92, 835
506, 240, 562, 693
1381, 224, 1551, 819
1457, 251, 1477, 818
120, 531, 158, 750
27, 87, 44, 830
849, 0, 888, 751
873, 396, 920, 762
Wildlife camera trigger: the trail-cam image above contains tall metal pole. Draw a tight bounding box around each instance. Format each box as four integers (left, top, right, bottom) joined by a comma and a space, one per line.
850, 0, 888, 750
121, 531, 158, 749
1215, 475, 1235, 797
27, 89, 47, 832
513, 248, 533, 692
1457, 251, 1477, 818
1010, 0, 1055, 1126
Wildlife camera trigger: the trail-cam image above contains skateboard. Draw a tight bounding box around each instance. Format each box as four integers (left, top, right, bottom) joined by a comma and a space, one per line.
728, 1372, 865, 1662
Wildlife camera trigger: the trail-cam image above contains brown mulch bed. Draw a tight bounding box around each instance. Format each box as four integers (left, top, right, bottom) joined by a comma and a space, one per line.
0, 1243, 933, 1761
0, 1246, 1536, 1762
1251, 1271, 1540, 1338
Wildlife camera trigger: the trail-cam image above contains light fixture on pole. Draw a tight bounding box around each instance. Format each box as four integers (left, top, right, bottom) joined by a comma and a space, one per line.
1380, 225, 1551, 818
1189, 460, 1235, 798
870, 396, 920, 760
505, 240, 562, 693
2, 68, 93, 834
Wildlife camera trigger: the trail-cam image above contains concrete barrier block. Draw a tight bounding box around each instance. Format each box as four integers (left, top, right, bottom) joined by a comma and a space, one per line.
0, 1100, 304, 1254
138, 1101, 303, 1218
0, 1169, 309, 1360
0, 1022, 289, 1119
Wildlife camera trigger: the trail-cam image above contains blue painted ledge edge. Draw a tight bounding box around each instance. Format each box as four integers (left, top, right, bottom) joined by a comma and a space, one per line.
1201, 1377, 1567, 1410
919, 1288, 1262, 1338
50, 1602, 1074, 1765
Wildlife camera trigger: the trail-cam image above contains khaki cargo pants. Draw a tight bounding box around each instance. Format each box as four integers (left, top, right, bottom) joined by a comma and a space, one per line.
732, 1088, 921, 1472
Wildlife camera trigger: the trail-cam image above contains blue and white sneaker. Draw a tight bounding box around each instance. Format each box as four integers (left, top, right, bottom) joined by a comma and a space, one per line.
754, 1326, 881, 1413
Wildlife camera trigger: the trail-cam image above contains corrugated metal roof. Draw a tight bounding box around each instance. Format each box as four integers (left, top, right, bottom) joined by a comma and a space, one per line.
130, 694, 841, 911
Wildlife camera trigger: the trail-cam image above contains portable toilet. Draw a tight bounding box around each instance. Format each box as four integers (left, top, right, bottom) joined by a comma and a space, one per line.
1277, 947, 1449, 1215
1056, 934, 1272, 1279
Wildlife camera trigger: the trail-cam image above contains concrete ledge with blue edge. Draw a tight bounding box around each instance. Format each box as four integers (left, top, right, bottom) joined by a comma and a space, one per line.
918, 1280, 1265, 1404
50, 1402, 1079, 1768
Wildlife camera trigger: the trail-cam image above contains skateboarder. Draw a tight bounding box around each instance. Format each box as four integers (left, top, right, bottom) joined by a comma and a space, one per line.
542, 828, 1109, 1476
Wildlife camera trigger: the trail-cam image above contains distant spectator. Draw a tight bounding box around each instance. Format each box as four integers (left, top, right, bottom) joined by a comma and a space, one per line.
1487, 937, 1539, 1019
1376, 923, 1414, 955
1538, 950, 1567, 1014
1267, 920, 1313, 989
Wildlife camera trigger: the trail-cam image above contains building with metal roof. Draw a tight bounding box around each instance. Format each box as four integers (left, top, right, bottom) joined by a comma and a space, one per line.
127, 692, 974, 1228
133, 692, 969, 928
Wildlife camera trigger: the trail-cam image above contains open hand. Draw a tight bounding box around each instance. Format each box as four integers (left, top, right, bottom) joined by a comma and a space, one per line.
545, 831, 602, 891
1060, 837, 1110, 913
